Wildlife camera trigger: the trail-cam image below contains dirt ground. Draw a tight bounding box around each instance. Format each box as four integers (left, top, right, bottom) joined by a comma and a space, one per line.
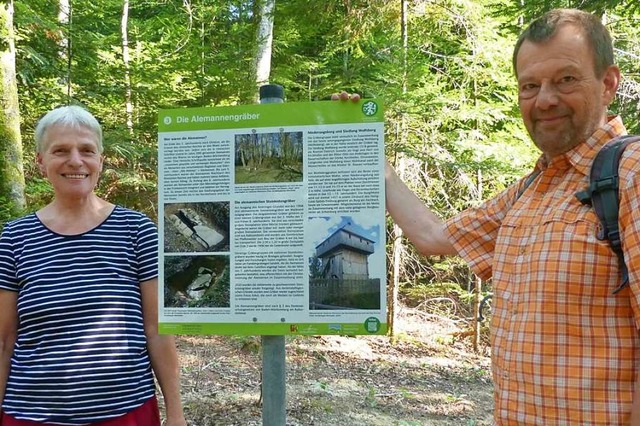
163, 307, 494, 425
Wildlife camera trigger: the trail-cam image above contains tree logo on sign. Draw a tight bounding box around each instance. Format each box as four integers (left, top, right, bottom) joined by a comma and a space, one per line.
364, 317, 380, 333
362, 101, 378, 117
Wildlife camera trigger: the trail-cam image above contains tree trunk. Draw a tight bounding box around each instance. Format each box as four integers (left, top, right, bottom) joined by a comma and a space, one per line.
388, 0, 409, 337
0, 0, 25, 215
473, 169, 483, 353
121, 0, 134, 134
58, 0, 71, 99
254, 0, 275, 96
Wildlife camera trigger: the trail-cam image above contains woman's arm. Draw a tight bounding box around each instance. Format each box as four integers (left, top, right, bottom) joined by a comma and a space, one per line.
0, 290, 17, 417
140, 279, 186, 426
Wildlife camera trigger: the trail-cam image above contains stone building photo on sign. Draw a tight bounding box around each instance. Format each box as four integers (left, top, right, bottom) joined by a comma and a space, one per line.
308, 216, 382, 310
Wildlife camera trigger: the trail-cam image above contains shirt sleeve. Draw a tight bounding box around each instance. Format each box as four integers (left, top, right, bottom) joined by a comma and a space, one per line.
0, 226, 19, 292
444, 175, 533, 281
136, 214, 159, 282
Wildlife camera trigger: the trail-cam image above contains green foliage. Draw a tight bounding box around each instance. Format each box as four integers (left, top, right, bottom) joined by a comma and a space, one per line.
0, 195, 19, 231
13, 0, 263, 218
23, 176, 53, 210
3, 0, 640, 325
493, 0, 640, 27
382, 0, 538, 308
609, 13, 640, 135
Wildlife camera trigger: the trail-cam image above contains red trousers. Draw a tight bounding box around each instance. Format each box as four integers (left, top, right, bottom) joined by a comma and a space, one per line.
0, 396, 160, 426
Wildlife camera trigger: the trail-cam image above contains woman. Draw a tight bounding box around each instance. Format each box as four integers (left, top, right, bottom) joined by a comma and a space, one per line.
0, 106, 186, 426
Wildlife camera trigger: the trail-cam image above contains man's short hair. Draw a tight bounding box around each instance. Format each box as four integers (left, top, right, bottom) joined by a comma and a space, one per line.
513, 8, 614, 78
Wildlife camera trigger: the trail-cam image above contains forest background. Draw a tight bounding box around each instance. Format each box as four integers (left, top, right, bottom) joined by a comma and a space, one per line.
0, 0, 639, 339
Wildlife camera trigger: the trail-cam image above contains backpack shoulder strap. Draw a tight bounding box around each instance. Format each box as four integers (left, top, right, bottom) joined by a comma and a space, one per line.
575, 134, 640, 294
515, 169, 541, 201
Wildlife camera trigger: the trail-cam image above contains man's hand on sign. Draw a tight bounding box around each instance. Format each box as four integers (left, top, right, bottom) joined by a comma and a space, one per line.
330, 91, 361, 102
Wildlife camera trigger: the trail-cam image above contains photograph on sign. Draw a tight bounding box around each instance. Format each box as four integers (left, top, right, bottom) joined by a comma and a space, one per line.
164, 202, 230, 253
308, 215, 382, 311
234, 130, 304, 184
164, 255, 231, 308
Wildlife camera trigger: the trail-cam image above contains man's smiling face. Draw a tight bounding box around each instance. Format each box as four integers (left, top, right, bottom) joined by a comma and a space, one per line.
516, 24, 619, 159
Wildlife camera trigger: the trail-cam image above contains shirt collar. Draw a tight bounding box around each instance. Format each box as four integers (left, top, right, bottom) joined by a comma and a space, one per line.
533, 115, 627, 176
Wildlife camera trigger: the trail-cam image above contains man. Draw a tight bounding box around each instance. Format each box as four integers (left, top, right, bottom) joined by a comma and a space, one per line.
385, 8, 640, 425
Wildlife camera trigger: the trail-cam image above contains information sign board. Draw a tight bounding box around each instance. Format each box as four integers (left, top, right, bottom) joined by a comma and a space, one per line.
158, 100, 386, 335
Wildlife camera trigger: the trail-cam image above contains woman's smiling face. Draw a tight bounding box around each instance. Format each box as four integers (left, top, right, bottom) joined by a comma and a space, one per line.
37, 124, 104, 201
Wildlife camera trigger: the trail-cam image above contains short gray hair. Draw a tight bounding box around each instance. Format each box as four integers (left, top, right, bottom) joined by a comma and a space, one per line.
35, 106, 103, 153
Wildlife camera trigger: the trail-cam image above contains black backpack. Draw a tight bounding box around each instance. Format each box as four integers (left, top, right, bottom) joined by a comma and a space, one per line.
519, 135, 640, 294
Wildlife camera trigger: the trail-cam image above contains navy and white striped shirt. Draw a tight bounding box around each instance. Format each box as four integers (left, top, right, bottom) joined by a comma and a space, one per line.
0, 206, 158, 425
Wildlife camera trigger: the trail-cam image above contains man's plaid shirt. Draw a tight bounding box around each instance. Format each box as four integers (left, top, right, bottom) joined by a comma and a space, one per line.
445, 116, 640, 425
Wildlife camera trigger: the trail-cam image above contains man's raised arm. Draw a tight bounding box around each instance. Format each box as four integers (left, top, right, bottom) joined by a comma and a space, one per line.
385, 161, 458, 257
331, 91, 458, 257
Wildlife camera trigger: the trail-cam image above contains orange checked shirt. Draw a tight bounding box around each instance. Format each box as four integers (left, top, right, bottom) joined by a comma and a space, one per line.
445, 116, 640, 425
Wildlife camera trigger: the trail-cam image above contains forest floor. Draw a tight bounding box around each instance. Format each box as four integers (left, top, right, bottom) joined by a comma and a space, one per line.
166, 307, 494, 426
